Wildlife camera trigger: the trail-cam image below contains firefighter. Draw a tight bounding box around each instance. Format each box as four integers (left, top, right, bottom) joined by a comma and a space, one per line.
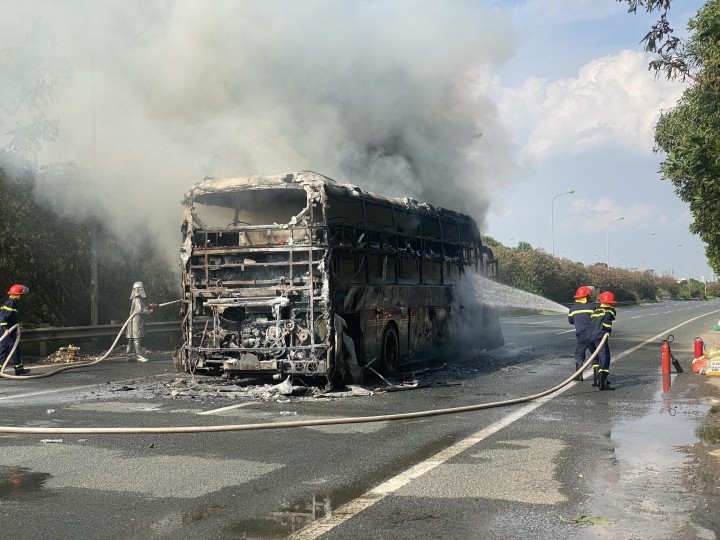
126, 281, 156, 361
568, 286, 595, 381
0, 284, 31, 375
587, 291, 617, 391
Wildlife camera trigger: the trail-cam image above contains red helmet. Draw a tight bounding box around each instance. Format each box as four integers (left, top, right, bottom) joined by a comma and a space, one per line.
573, 286, 592, 299
7, 284, 29, 296
598, 291, 616, 305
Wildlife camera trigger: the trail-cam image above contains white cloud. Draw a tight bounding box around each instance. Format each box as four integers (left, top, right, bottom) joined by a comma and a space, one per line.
567, 196, 661, 233
490, 50, 687, 161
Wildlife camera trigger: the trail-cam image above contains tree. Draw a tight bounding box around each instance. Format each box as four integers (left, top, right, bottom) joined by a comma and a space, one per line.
618, 0, 695, 81
653, 1, 720, 275
0, 165, 177, 327
517, 241, 532, 252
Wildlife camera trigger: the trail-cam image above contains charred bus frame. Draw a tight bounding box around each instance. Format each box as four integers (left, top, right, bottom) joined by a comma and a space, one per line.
176, 170, 504, 384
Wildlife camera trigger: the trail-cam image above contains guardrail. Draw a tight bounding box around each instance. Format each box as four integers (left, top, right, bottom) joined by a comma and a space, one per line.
21, 321, 181, 343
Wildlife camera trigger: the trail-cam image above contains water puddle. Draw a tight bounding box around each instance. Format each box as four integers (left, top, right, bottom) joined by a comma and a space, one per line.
613, 398, 708, 474
0, 467, 51, 500
587, 395, 710, 536
150, 505, 232, 533
224, 493, 332, 537
222, 438, 456, 537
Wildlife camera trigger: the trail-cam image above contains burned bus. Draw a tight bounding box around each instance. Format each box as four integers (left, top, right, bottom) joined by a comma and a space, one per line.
176, 170, 504, 384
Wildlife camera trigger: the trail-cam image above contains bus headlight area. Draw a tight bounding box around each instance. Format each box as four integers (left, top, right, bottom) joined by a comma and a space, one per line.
175, 170, 505, 387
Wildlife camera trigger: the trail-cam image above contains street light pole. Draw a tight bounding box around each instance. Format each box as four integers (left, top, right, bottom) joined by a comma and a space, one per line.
551, 189, 574, 257
606, 216, 625, 268
640, 231, 656, 272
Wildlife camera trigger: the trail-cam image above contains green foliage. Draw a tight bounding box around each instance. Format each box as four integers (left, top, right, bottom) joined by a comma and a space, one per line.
0, 164, 177, 327
620, 0, 693, 81
482, 235, 502, 248
494, 245, 589, 303
517, 241, 532, 251
706, 281, 720, 297
493, 243, 699, 304
654, 0, 720, 276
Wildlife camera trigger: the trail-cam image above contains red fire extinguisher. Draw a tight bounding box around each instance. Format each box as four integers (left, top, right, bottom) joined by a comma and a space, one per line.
661, 338, 672, 375
694, 337, 704, 359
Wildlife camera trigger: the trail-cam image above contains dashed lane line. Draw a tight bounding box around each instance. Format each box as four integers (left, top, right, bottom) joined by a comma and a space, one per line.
198, 402, 260, 415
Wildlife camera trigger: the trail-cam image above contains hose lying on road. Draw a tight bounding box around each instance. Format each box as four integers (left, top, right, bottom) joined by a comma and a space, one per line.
0, 334, 608, 434
0, 299, 183, 380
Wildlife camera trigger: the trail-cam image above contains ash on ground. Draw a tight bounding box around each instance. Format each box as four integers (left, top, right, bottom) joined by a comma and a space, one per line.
101, 343, 547, 404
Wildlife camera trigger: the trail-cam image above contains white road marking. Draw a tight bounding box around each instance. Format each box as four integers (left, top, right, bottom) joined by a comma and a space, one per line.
289, 395, 556, 540
556, 329, 575, 335
290, 306, 720, 539
197, 402, 259, 415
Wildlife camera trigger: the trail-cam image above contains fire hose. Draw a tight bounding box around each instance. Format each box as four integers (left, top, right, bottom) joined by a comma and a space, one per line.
0, 334, 608, 434
0, 300, 183, 380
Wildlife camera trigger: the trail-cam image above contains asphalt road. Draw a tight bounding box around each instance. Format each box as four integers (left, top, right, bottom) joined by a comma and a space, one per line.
1, 300, 719, 539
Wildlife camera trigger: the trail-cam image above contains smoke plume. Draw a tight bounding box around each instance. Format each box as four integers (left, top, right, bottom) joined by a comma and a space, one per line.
1, 0, 517, 260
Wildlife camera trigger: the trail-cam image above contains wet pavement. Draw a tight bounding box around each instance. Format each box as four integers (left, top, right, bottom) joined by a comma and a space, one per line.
584, 392, 714, 539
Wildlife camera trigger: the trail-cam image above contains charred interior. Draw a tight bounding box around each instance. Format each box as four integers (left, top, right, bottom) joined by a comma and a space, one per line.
175, 171, 504, 384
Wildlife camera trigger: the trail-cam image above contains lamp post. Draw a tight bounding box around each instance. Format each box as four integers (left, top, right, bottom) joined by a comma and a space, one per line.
639, 232, 656, 272
606, 216, 625, 267
551, 189, 574, 257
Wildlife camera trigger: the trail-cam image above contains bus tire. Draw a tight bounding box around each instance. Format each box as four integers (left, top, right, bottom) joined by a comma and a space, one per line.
380, 324, 399, 375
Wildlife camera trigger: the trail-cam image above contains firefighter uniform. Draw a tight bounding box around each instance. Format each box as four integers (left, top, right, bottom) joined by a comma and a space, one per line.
568, 286, 595, 381
0, 285, 31, 375
587, 292, 617, 391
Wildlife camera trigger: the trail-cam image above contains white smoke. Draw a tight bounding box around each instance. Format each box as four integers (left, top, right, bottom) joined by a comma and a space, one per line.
1, 0, 518, 261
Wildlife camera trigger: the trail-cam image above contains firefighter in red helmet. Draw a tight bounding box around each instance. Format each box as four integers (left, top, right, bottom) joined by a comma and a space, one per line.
0, 284, 31, 375
587, 291, 617, 390
568, 286, 596, 381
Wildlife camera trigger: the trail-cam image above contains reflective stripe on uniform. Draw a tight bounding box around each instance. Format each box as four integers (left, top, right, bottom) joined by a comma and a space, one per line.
1, 305, 17, 312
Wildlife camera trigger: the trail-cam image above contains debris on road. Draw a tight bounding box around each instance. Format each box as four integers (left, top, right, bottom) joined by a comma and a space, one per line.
47, 345, 81, 363
560, 515, 618, 526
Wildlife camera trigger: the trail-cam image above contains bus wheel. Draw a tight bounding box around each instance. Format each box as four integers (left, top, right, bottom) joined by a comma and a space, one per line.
380, 325, 399, 375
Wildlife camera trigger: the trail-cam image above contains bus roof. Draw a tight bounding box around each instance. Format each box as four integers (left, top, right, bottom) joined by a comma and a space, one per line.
183, 170, 478, 225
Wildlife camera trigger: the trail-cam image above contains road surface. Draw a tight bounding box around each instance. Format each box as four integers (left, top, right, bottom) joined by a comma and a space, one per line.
0, 300, 718, 539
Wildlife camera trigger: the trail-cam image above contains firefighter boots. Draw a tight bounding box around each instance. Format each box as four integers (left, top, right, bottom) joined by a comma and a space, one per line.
599, 372, 614, 391
574, 363, 584, 381
14, 367, 31, 376
592, 366, 599, 387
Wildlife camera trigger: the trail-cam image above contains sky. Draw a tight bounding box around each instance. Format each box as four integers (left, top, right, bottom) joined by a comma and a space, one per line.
0, 0, 712, 281
481, 0, 710, 280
